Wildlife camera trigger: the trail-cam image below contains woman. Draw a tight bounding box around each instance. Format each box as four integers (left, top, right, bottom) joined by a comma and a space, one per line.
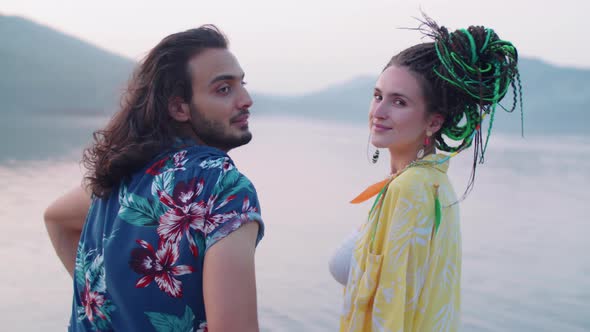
330, 18, 522, 331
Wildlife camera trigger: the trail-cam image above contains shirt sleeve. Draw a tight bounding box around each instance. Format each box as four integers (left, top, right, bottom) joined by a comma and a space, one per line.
203, 164, 264, 252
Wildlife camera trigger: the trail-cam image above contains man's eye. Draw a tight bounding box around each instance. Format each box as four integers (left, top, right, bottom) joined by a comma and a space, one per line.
218, 86, 231, 94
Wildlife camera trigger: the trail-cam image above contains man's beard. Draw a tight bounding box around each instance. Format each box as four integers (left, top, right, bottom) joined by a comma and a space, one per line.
189, 103, 252, 151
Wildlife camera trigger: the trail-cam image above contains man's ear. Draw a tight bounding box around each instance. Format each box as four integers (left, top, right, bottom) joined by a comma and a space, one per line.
168, 96, 191, 122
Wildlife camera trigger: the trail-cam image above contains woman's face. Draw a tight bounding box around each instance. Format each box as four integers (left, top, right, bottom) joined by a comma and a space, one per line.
369, 65, 440, 154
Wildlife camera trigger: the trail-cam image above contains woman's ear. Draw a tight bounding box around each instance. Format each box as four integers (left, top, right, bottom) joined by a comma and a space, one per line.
427, 113, 445, 134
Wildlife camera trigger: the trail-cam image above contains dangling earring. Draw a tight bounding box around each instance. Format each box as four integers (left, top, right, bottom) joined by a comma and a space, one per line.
372, 150, 380, 164
367, 133, 379, 164
417, 131, 432, 159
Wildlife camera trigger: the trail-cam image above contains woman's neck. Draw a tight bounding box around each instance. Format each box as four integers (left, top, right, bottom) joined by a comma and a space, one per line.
388, 146, 436, 176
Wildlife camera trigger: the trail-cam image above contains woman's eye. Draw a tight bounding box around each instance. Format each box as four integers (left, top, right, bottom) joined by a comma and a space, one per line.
393, 99, 406, 106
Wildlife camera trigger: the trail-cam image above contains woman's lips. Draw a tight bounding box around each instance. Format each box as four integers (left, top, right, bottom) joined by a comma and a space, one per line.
372, 123, 392, 132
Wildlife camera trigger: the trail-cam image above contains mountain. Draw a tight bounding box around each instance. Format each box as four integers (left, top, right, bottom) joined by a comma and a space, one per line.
1, 14, 588, 135
253, 59, 590, 135
0, 14, 135, 115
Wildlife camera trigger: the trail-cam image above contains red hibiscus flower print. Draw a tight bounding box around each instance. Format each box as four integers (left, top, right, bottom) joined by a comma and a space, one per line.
129, 240, 194, 298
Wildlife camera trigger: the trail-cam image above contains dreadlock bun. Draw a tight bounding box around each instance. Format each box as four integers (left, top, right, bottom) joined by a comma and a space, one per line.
384, 14, 523, 199
399, 17, 522, 155
433, 25, 519, 108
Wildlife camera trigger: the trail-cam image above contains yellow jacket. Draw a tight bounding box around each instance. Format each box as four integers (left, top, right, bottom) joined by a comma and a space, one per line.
341, 154, 461, 332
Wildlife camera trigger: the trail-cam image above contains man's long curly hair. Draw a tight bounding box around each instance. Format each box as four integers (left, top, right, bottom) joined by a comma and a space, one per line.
82, 25, 228, 198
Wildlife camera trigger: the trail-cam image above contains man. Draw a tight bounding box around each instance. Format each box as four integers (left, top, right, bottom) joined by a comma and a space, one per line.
44, 25, 263, 332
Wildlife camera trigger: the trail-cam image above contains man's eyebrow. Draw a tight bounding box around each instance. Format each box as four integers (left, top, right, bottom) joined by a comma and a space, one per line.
209, 73, 245, 85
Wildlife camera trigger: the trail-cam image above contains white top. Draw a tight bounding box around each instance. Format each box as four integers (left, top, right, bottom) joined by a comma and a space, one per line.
328, 228, 360, 286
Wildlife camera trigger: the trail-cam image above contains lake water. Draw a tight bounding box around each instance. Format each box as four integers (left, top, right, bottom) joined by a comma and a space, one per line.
0, 116, 588, 331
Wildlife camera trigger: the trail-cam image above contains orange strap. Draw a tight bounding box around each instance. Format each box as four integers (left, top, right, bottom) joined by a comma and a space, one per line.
350, 178, 390, 204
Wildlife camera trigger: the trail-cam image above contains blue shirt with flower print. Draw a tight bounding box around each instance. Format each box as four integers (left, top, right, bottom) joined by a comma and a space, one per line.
69, 143, 264, 332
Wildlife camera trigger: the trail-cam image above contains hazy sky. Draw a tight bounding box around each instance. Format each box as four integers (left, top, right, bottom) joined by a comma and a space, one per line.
3, 0, 588, 95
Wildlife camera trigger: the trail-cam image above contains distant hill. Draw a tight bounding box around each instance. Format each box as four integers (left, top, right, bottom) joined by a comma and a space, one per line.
254, 58, 590, 135
1, 14, 588, 135
0, 15, 135, 115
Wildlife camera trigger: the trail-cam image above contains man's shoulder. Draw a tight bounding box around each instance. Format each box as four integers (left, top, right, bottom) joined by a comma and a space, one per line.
144, 145, 233, 175
166, 146, 257, 191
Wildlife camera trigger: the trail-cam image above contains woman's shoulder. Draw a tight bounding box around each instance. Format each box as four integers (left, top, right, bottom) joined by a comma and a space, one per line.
390, 155, 450, 191
384, 167, 451, 211
389, 166, 434, 194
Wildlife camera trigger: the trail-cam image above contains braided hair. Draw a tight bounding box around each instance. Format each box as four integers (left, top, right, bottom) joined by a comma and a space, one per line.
386, 15, 523, 199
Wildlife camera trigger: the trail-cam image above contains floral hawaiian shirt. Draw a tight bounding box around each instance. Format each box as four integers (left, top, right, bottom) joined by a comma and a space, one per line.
69, 142, 264, 332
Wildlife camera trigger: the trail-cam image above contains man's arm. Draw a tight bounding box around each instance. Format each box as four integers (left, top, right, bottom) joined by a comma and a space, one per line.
44, 184, 91, 278
203, 222, 260, 332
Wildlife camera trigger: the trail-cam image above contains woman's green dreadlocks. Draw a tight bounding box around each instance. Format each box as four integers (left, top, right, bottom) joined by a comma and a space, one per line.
388, 15, 524, 200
